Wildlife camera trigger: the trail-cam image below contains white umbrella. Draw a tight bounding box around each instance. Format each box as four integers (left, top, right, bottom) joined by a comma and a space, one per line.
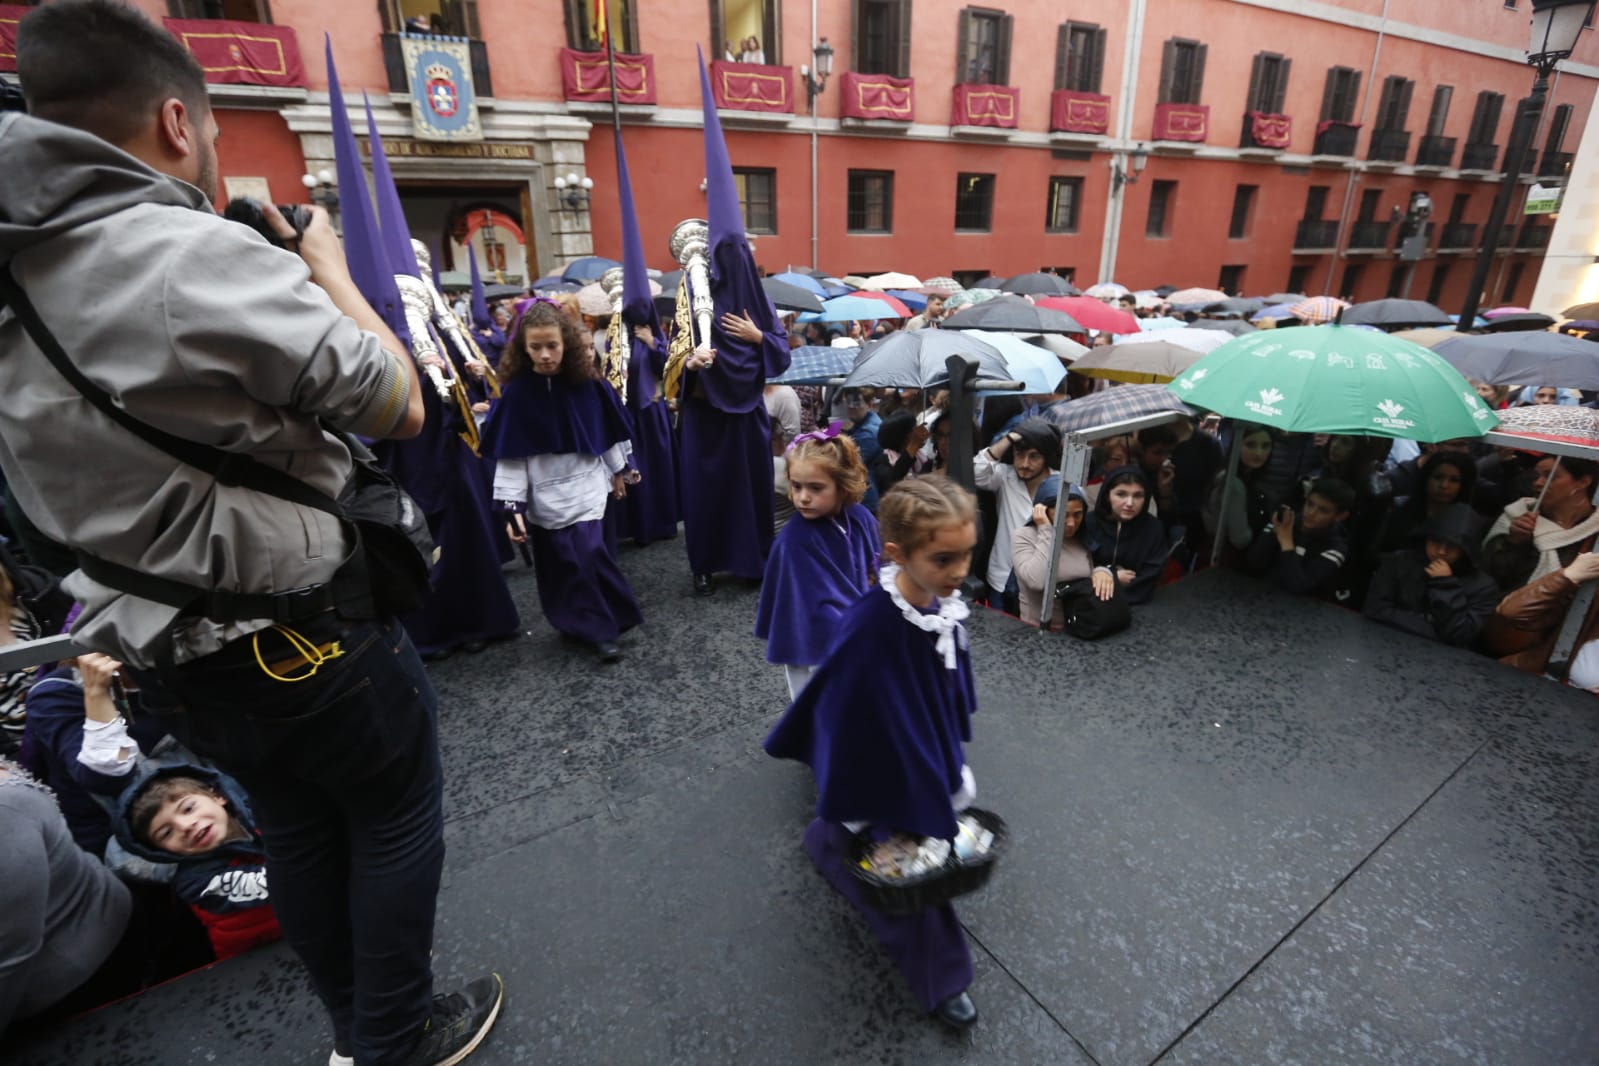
859, 271, 922, 291
1084, 282, 1130, 299
1113, 327, 1230, 354
960, 330, 1071, 392
1025, 332, 1090, 363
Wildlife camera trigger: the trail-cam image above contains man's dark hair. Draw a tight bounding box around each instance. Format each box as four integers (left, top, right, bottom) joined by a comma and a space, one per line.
1137, 425, 1179, 450
17, 0, 208, 146
1308, 477, 1356, 514
1559, 457, 1599, 489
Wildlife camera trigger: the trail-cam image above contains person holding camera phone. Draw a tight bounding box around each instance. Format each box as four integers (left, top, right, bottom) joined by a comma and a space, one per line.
2, 4, 502, 1064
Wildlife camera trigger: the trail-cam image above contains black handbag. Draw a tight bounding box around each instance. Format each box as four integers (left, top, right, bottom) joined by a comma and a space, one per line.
0, 267, 433, 624
1053, 576, 1132, 640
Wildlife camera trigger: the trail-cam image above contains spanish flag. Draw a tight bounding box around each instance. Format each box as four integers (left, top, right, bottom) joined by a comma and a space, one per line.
592, 0, 608, 48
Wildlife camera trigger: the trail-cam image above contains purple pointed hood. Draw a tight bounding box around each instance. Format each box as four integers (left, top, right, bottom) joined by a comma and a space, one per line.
614, 128, 660, 334
468, 244, 491, 329
364, 94, 421, 278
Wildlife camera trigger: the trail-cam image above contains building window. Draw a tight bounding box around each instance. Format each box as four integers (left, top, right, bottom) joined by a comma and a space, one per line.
1218, 264, 1246, 295
1339, 262, 1364, 301
1424, 84, 1453, 137
1503, 260, 1527, 304
1544, 102, 1574, 153
1286, 264, 1312, 294
1447, 191, 1470, 223
559, 0, 637, 50
952, 269, 990, 288
1374, 75, 1414, 131
733, 167, 777, 233
847, 170, 894, 233
1385, 261, 1408, 298
957, 7, 1013, 85
1246, 53, 1289, 113
1467, 91, 1504, 145
168, 0, 272, 19
855, 0, 910, 77
1357, 187, 1381, 222
1046, 266, 1077, 284
1046, 176, 1084, 232
710, 0, 780, 64
1320, 66, 1361, 123
954, 172, 996, 231
1147, 180, 1177, 237
1229, 184, 1257, 239
1054, 21, 1107, 93
1158, 38, 1207, 105
1304, 184, 1329, 220
1426, 261, 1451, 305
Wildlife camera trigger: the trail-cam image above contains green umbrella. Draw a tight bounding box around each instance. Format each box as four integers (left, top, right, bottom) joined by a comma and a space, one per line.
1167, 325, 1499, 441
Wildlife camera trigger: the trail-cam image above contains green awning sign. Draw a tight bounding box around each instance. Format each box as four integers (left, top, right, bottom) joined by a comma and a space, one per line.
1525, 183, 1562, 214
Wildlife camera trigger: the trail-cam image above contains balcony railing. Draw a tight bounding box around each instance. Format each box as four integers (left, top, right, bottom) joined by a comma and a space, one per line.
1460, 142, 1499, 171
1415, 134, 1456, 168
1515, 223, 1552, 251
1347, 220, 1394, 250
1313, 121, 1359, 157
1437, 222, 1478, 251
382, 34, 493, 97
1538, 150, 1575, 179
1241, 111, 1292, 150
1367, 128, 1410, 163
1294, 219, 1339, 250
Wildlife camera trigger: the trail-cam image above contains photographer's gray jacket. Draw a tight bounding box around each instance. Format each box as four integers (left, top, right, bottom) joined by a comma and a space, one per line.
0, 113, 411, 667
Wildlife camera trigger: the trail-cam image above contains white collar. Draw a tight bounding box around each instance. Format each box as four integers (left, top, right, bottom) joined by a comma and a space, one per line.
880, 564, 969, 669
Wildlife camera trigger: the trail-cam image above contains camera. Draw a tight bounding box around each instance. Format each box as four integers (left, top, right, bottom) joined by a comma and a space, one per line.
222, 197, 314, 250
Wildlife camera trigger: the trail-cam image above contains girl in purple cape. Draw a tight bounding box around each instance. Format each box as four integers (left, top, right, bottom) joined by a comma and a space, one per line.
764, 476, 984, 1030
754, 423, 881, 700
485, 302, 642, 663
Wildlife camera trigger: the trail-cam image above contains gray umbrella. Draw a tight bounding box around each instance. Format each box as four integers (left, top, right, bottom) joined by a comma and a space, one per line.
656, 269, 683, 293
1262, 292, 1306, 305
1188, 318, 1257, 336
1000, 272, 1079, 297
1480, 312, 1558, 333
943, 298, 1085, 335
1433, 332, 1599, 389
1340, 298, 1452, 330
841, 330, 1011, 389
972, 276, 1006, 289
1205, 297, 1265, 315
761, 277, 825, 313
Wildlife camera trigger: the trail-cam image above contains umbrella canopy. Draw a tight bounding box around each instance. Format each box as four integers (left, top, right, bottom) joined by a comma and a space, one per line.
1262, 292, 1306, 306
850, 291, 913, 316
770, 345, 855, 384
1391, 328, 1460, 348
841, 330, 1010, 388
1493, 405, 1599, 447
1483, 306, 1532, 318
761, 276, 826, 313
1084, 282, 1130, 299
531, 274, 580, 293
576, 282, 611, 316
1432, 332, 1599, 390
1115, 327, 1231, 354
482, 283, 526, 300
1153, 285, 1179, 297
561, 255, 621, 283
1206, 297, 1266, 315
1132, 291, 1167, 310
1070, 340, 1207, 384
959, 330, 1071, 392
920, 276, 964, 294
811, 294, 904, 322
1167, 287, 1229, 307
821, 281, 856, 298
972, 276, 1006, 289
1564, 302, 1599, 320
1340, 298, 1452, 330
1289, 295, 1350, 324
1480, 312, 1558, 333
1036, 296, 1140, 334
656, 269, 684, 293
1000, 272, 1078, 296
1025, 333, 1090, 362
1042, 384, 1194, 434
888, 289, 929, 311
1189, 319, 1257, 336
772, 271, 826, 295
859, 271, 922, 291
1138, 315, 1188, 332
1560, 319, 1599, 334
943, 298, 1085, 335
1251, 303, 1300, 323
944, 287, 1005, 311
1167, 325, 1499, 441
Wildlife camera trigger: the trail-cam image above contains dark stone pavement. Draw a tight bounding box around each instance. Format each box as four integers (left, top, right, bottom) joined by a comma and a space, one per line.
11, 537, 1599, 1065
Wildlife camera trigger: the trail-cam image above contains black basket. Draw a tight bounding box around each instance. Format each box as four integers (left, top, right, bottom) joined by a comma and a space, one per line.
847, 808, 1007, 916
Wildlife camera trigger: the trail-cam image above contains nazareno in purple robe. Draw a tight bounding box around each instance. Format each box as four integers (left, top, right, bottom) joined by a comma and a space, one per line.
619, 330, 679, 544
754, 504, 880, 666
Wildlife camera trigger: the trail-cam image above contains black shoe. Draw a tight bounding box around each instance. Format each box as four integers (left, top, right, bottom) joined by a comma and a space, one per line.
395, 974, 504, 1066
693, 573, 716, 597
421, 648, 453, 663
932, 990, 978, 1029
595, 640, 622, 663
461, 640, 488, 655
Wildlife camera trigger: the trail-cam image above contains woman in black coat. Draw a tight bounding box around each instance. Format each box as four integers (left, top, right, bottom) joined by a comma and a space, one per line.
1083, 466, 1168, 604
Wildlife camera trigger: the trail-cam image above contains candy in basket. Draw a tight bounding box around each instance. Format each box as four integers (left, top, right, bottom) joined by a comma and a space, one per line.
847, 808, 1006, 916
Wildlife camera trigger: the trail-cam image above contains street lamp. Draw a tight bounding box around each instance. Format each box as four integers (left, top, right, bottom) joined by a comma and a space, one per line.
552, 171, 593, 212
803, 37, 835, 274
1111, 144, 1150, 191
801, 37, 834, 104
300, 169, 338, 211
1459, 0, 1589, 327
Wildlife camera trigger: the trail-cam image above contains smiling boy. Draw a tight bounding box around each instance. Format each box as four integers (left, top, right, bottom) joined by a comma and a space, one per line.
1247, 477, 1356, 602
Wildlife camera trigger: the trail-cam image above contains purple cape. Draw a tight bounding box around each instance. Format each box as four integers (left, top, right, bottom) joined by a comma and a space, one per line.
754, 504, 881, 665
481, 372, 633, 461
693, 242, 792, 414
764, 585, 976, 840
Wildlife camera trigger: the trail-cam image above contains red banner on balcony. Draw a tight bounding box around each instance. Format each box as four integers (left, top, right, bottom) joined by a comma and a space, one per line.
1050, 90, 1110, 135
952, 84, 1019, 129
560, 48, 657, 105
0, 5, 28, 74
710, 60, 794, 113
164, 18, 306, 88
1315, 119, 1361, 136
838, 72, 914, 122
1153, 101, 1208, 142
1247, 111, 1292, 149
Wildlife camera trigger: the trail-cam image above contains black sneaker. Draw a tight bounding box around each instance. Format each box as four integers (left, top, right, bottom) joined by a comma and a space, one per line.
396, 974, 505, 1066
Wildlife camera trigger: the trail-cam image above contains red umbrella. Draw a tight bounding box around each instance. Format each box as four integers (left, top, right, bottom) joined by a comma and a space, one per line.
850, 291, 913, 317
1037, 296, 1140, 334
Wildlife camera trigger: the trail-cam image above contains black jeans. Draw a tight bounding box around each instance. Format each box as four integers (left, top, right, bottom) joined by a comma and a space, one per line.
133, 615, 444, 1065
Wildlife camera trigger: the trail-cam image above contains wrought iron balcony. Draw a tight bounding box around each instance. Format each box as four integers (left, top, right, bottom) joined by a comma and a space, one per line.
1347, 220, 1394, 250
1515, 223, 1552, 251
382, 34, 494, 98
1460, 142, 1499, 171
1312, 121, 1358, 157
1367, 127, 1410, 163
1437, 222, 1478, 251
1294, 219, 1339, 251
1415, 134, 1456, 168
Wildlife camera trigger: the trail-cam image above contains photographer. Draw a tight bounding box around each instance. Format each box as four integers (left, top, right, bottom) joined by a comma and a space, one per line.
2, 3, 500, 1065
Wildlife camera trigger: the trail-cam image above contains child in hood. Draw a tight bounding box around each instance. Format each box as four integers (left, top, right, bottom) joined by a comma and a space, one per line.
1364, 503, 1500, 648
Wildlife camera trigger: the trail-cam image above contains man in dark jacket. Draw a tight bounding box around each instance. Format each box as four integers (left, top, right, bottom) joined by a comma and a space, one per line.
1363, 503, 1500, 647
1247, 478, 1354, 602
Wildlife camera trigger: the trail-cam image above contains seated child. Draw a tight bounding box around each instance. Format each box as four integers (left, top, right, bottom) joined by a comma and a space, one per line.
1246, 477, 1355, 602
1363, 503, 1500, 648
115, 764, 281, 960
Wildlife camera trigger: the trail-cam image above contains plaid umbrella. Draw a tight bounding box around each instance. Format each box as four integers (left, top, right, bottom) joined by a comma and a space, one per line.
945, 288, 1004, 311
1289, 295, 1349, 324
920, 276, 964, 294
1042, 383, 1194, 434
770, 345, 855, 384
1167, 287, 1229, 306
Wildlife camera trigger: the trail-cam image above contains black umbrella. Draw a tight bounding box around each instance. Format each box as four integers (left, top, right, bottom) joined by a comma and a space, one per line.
1433, 332, 1599, 389
1153, 285, 1178, 297
840, 330, 1010, 388
943, 298, 1085, 334
1205, 297, 1265, 315
656, 269, 683, 293
972, 276, 1006, 289
1188, 318, 1256, 336
1480, 312, 1558, 333
482, 283, 526, 300
1339, 298, 1452, 330
761, 276, 825, 313
1000, 272, 1079, 297
652, 291, 677, 320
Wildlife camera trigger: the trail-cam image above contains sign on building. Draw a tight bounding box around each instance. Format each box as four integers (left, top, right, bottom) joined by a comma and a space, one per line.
399, 35, 482, 142
1525, 183, 1563, 215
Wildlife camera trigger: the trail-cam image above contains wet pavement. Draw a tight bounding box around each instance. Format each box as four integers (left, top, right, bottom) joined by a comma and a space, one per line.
11, 541, 1599, 1065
